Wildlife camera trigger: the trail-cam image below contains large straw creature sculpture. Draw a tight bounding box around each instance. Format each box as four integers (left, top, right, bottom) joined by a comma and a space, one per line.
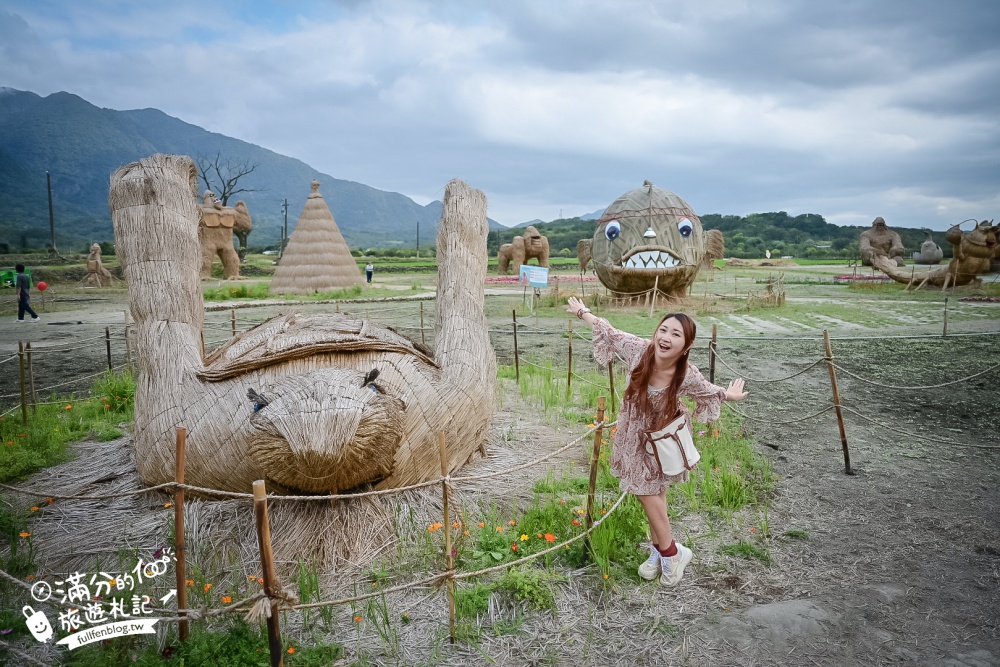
111, 155, 496, 494
872, 219, 999, 290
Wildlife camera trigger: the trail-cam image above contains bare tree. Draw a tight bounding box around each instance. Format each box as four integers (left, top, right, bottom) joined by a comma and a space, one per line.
196, 152, 263, 206
196, 152, 264, 258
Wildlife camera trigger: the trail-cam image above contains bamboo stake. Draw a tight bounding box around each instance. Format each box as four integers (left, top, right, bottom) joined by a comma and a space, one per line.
174, 428, 189, 642
231, 308, 236, 338
26, 342, 36, 413
419, 301, 426, 346
566, 319, 573, 399
607, 359, 616, 412
437, 433, 456, 645
105, 326, 112, 371
822, 330, 853, 475
942, 297, 949, 337
18, 341, 27, 425
124, 310, 133, 372
649, 276, 659, 317
583, 397, 607, 557
253, 480, 284, 667
709, 324, 718, 384
512, 309, 520, 382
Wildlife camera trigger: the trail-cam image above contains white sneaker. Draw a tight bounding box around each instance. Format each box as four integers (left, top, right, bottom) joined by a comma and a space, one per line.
637, 545, 661, 580
14, 318, 24, 323
659, 543, 693, 587
30, 317, 40, 322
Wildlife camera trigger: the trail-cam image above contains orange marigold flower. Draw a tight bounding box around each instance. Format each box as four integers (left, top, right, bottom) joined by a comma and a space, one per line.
511, 544, 518, 552
508, 519, 517, 526
603, 573, 609, 579
452, 521, 461, 528
221, 596, 232, 604
30, 506, 39, 511
203, 583, 212, 592
258, 578, 264, 584
749, 527, 757, 532
5, 441, 12, 446
462, 530, 469, 536
19, 531, 30, 538
64, 405, 72, 410
354, 615, 362, 623
544, 533, 556, 542
572, 519, 581, 526
164, 502, 173, 508
712, 429, 719, 438
478, 522, 485, 528
185, 579, 195, 586
287, 647, 296, 654
427, 522, 443, 532
558, 499, 566, 505
26, 574, 36, 581
46, 498, 54, 504
496, 526, 503, 532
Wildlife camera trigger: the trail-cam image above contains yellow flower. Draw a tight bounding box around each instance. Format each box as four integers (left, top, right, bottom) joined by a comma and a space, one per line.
603, 573, 609, 579
576, 509, 586, 515
520, 534, 529, 541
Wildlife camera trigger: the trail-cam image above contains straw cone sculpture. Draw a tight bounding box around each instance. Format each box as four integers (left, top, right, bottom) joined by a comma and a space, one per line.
111, 154, 496, 493
270, 180, 362, 294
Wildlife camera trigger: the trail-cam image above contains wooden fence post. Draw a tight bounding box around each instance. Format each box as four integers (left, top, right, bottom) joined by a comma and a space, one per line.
648, 276, 659, 317
124, 310, 133, 373
942, 297, 948, 337
512, 309, 520, 382
709, 324, 718, 384
231, 308, 236, 338
566, 319, 573, 399
420, 301, 426, 346
18, 341, 27, 425
437, 433, 456, 645
174, 427, 189, 642
822, 330, 853, 475
26, 342, 36, 413
584, 397, 607, 557
105, 326, 112, 371
253, 480, 284, 667
607, 359, 615, 412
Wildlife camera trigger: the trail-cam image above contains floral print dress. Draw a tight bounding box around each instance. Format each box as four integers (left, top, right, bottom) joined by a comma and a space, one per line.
591, 317, 727, 496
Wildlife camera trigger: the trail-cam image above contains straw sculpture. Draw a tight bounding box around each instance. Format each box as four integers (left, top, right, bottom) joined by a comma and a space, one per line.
589, 180, 707, 299
873, 219, 999, 290
702, 229, 725, 270
577, 238, 592, 272
198, 190, 246, 279
913, 230, 943, 265
496, 226, 550, 274
110, 155, 496, 493
82, 243, 113, 287
860, 216, 906, 267
270, 180, 362, 294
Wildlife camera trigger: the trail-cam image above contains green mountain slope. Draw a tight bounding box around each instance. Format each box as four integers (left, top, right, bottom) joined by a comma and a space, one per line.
0, 88, 500, 251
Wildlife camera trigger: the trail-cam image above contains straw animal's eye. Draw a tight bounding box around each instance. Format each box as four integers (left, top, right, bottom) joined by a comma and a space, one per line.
604, 220, 621, 241
677, 218, 693, 238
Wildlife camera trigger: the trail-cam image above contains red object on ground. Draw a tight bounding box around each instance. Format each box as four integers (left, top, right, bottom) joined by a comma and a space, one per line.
36, 281, 48, 291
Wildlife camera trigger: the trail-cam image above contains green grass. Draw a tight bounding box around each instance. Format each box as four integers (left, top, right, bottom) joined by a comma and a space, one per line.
718, 540, 771, 564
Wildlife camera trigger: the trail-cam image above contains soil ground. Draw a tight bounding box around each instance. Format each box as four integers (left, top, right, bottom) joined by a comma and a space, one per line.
1, 264, 998, 666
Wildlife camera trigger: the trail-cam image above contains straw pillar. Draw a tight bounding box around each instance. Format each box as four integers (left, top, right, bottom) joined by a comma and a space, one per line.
709, 324, 718, 384
584, 397, 607, 557
124, 310, 133, 373
174, 428, 189, 642
438, 433, 456, 644
512, 310, 520, 381
822, 330, 853, 475
253, 480, 284, 667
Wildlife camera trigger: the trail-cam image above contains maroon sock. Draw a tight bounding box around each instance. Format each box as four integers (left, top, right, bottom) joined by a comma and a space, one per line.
652, 543, 659, 552
658, 541, 677, 557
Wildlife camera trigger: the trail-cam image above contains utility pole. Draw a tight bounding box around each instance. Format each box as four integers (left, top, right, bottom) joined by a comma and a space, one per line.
416, 220, 420, 258
279, 198, 289, 258
46, 171, 56, 252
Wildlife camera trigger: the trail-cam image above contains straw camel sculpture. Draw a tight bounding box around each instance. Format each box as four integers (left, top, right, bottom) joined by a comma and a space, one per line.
111, 155, 496, 494
872, 219, 999, 290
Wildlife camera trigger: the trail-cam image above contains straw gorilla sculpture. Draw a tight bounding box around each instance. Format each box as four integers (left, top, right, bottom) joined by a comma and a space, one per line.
111, 155, 496, 494
198, 191, 251, 279
860, 217, 906, 267
497, 226, 550, 274
578, 181, 708, 299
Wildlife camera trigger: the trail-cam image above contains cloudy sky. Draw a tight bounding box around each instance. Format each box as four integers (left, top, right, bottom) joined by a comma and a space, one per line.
1, 0, 998, 229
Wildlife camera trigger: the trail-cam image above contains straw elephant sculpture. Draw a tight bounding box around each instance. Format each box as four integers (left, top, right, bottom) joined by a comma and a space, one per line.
198, 191, 251, 279
110, 154, 496, 494
860, 217, 906, 267
873, 219, 999, 290
497, 226, 550, 274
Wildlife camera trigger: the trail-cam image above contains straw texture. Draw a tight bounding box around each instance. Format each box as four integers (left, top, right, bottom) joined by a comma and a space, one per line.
111, 156, 496, 494
270, 180, 362, 294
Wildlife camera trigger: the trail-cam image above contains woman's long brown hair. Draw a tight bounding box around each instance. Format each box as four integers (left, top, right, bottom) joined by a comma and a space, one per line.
622, 312, 697, 428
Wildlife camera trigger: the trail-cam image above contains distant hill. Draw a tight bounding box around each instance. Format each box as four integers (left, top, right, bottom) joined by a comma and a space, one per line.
0, 88, 502, 251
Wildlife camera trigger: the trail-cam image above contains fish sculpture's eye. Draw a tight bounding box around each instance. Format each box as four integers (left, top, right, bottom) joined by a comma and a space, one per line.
677, 218, 693, 238
604, 220, 621, 241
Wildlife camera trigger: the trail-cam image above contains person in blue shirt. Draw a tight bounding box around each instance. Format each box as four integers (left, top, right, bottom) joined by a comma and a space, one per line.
14, 263, 40, 322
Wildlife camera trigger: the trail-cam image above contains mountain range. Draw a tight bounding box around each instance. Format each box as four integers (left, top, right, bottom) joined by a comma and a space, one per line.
0, 88, 503, 251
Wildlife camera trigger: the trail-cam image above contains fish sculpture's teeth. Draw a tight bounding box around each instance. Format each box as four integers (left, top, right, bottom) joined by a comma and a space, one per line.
622, 250, 679, 269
